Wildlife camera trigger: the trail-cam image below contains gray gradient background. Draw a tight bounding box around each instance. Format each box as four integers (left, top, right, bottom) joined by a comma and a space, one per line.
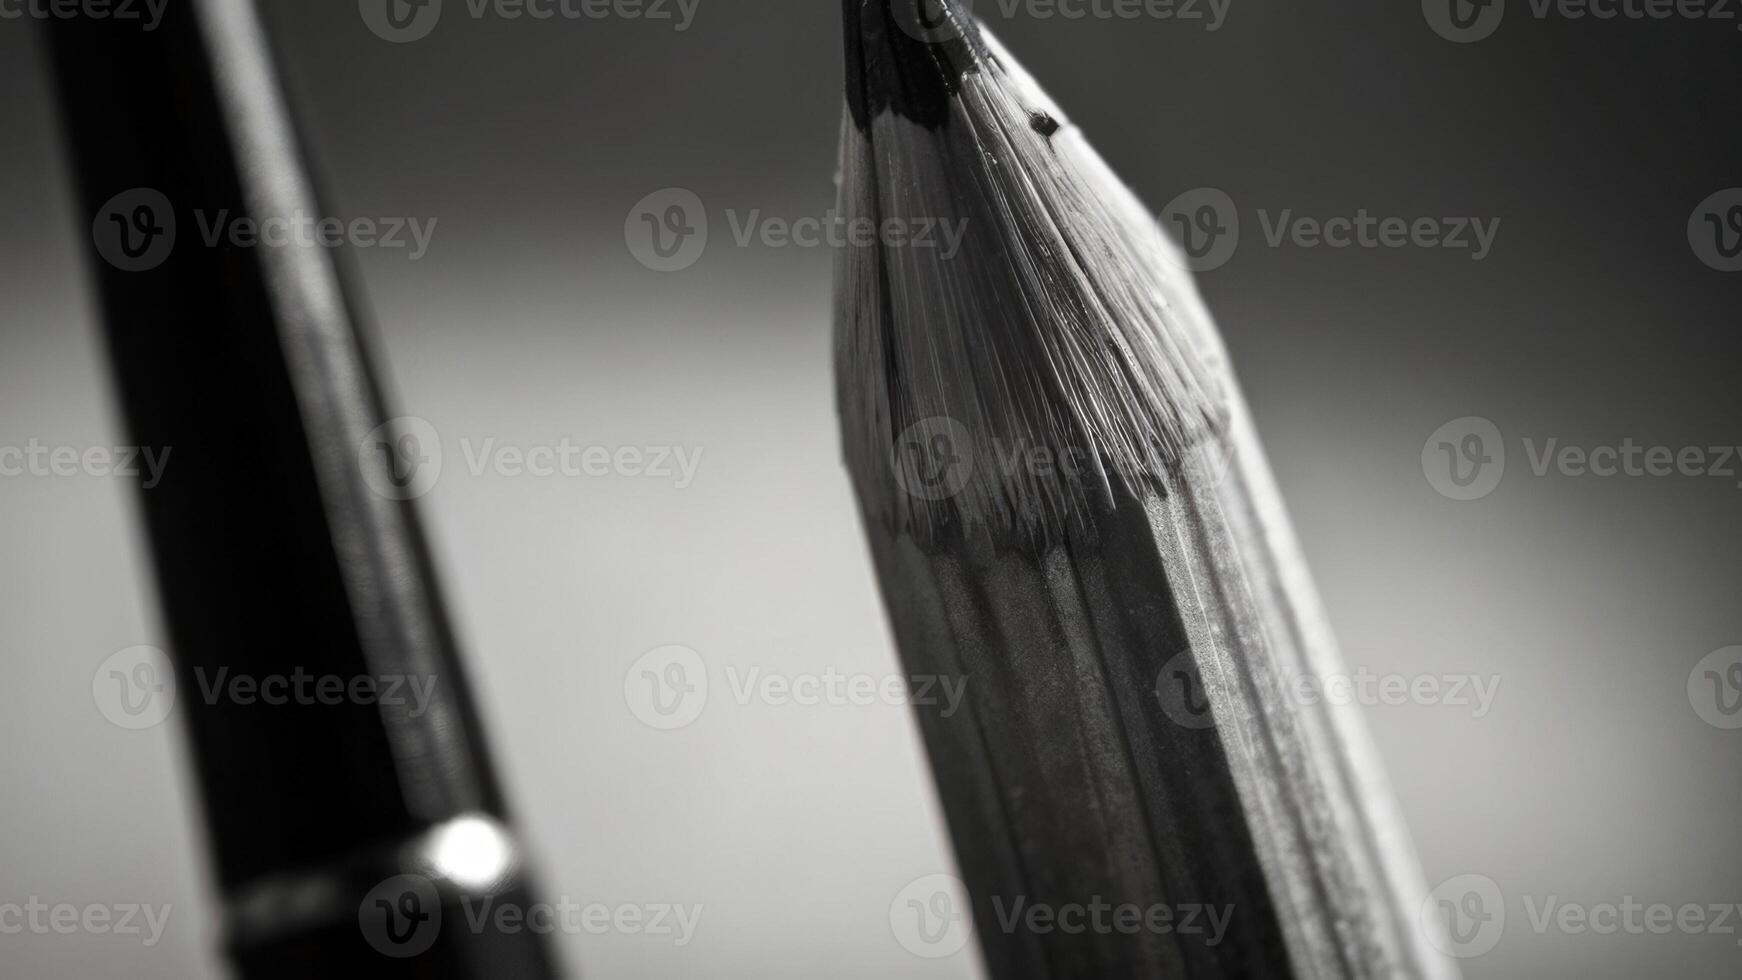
3, 1, 1741, 977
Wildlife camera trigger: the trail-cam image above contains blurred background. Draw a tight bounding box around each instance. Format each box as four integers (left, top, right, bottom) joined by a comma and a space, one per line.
2, 0, 1740, 977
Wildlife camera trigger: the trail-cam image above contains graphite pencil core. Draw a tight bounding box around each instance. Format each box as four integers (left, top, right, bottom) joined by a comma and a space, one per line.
843, 0, 988, 131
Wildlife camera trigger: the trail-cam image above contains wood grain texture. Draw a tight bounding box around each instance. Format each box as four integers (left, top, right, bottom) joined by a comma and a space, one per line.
837, 3, 1455, 976
861, 419, 1454, 978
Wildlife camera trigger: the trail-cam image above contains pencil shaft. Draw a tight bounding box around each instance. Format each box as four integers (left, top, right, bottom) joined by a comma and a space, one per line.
836, 3, 1454, 975
47, 3, 555, 974
871, 412, 1448, 978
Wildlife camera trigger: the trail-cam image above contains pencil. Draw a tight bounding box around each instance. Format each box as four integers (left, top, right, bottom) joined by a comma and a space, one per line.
837, 2, 1456, 977
47, 2, 556, 975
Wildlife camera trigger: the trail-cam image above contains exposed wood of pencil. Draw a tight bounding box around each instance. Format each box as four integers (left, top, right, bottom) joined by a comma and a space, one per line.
838, 3, 1456, 977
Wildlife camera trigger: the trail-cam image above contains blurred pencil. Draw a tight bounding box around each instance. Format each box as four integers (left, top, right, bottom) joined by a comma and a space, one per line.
837, 2, 1456, 977
47, 1, 556, 975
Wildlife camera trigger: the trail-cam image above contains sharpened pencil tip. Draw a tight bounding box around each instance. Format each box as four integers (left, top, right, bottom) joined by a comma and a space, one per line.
834, 22, 1231, 548
842, 0, 988, 131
